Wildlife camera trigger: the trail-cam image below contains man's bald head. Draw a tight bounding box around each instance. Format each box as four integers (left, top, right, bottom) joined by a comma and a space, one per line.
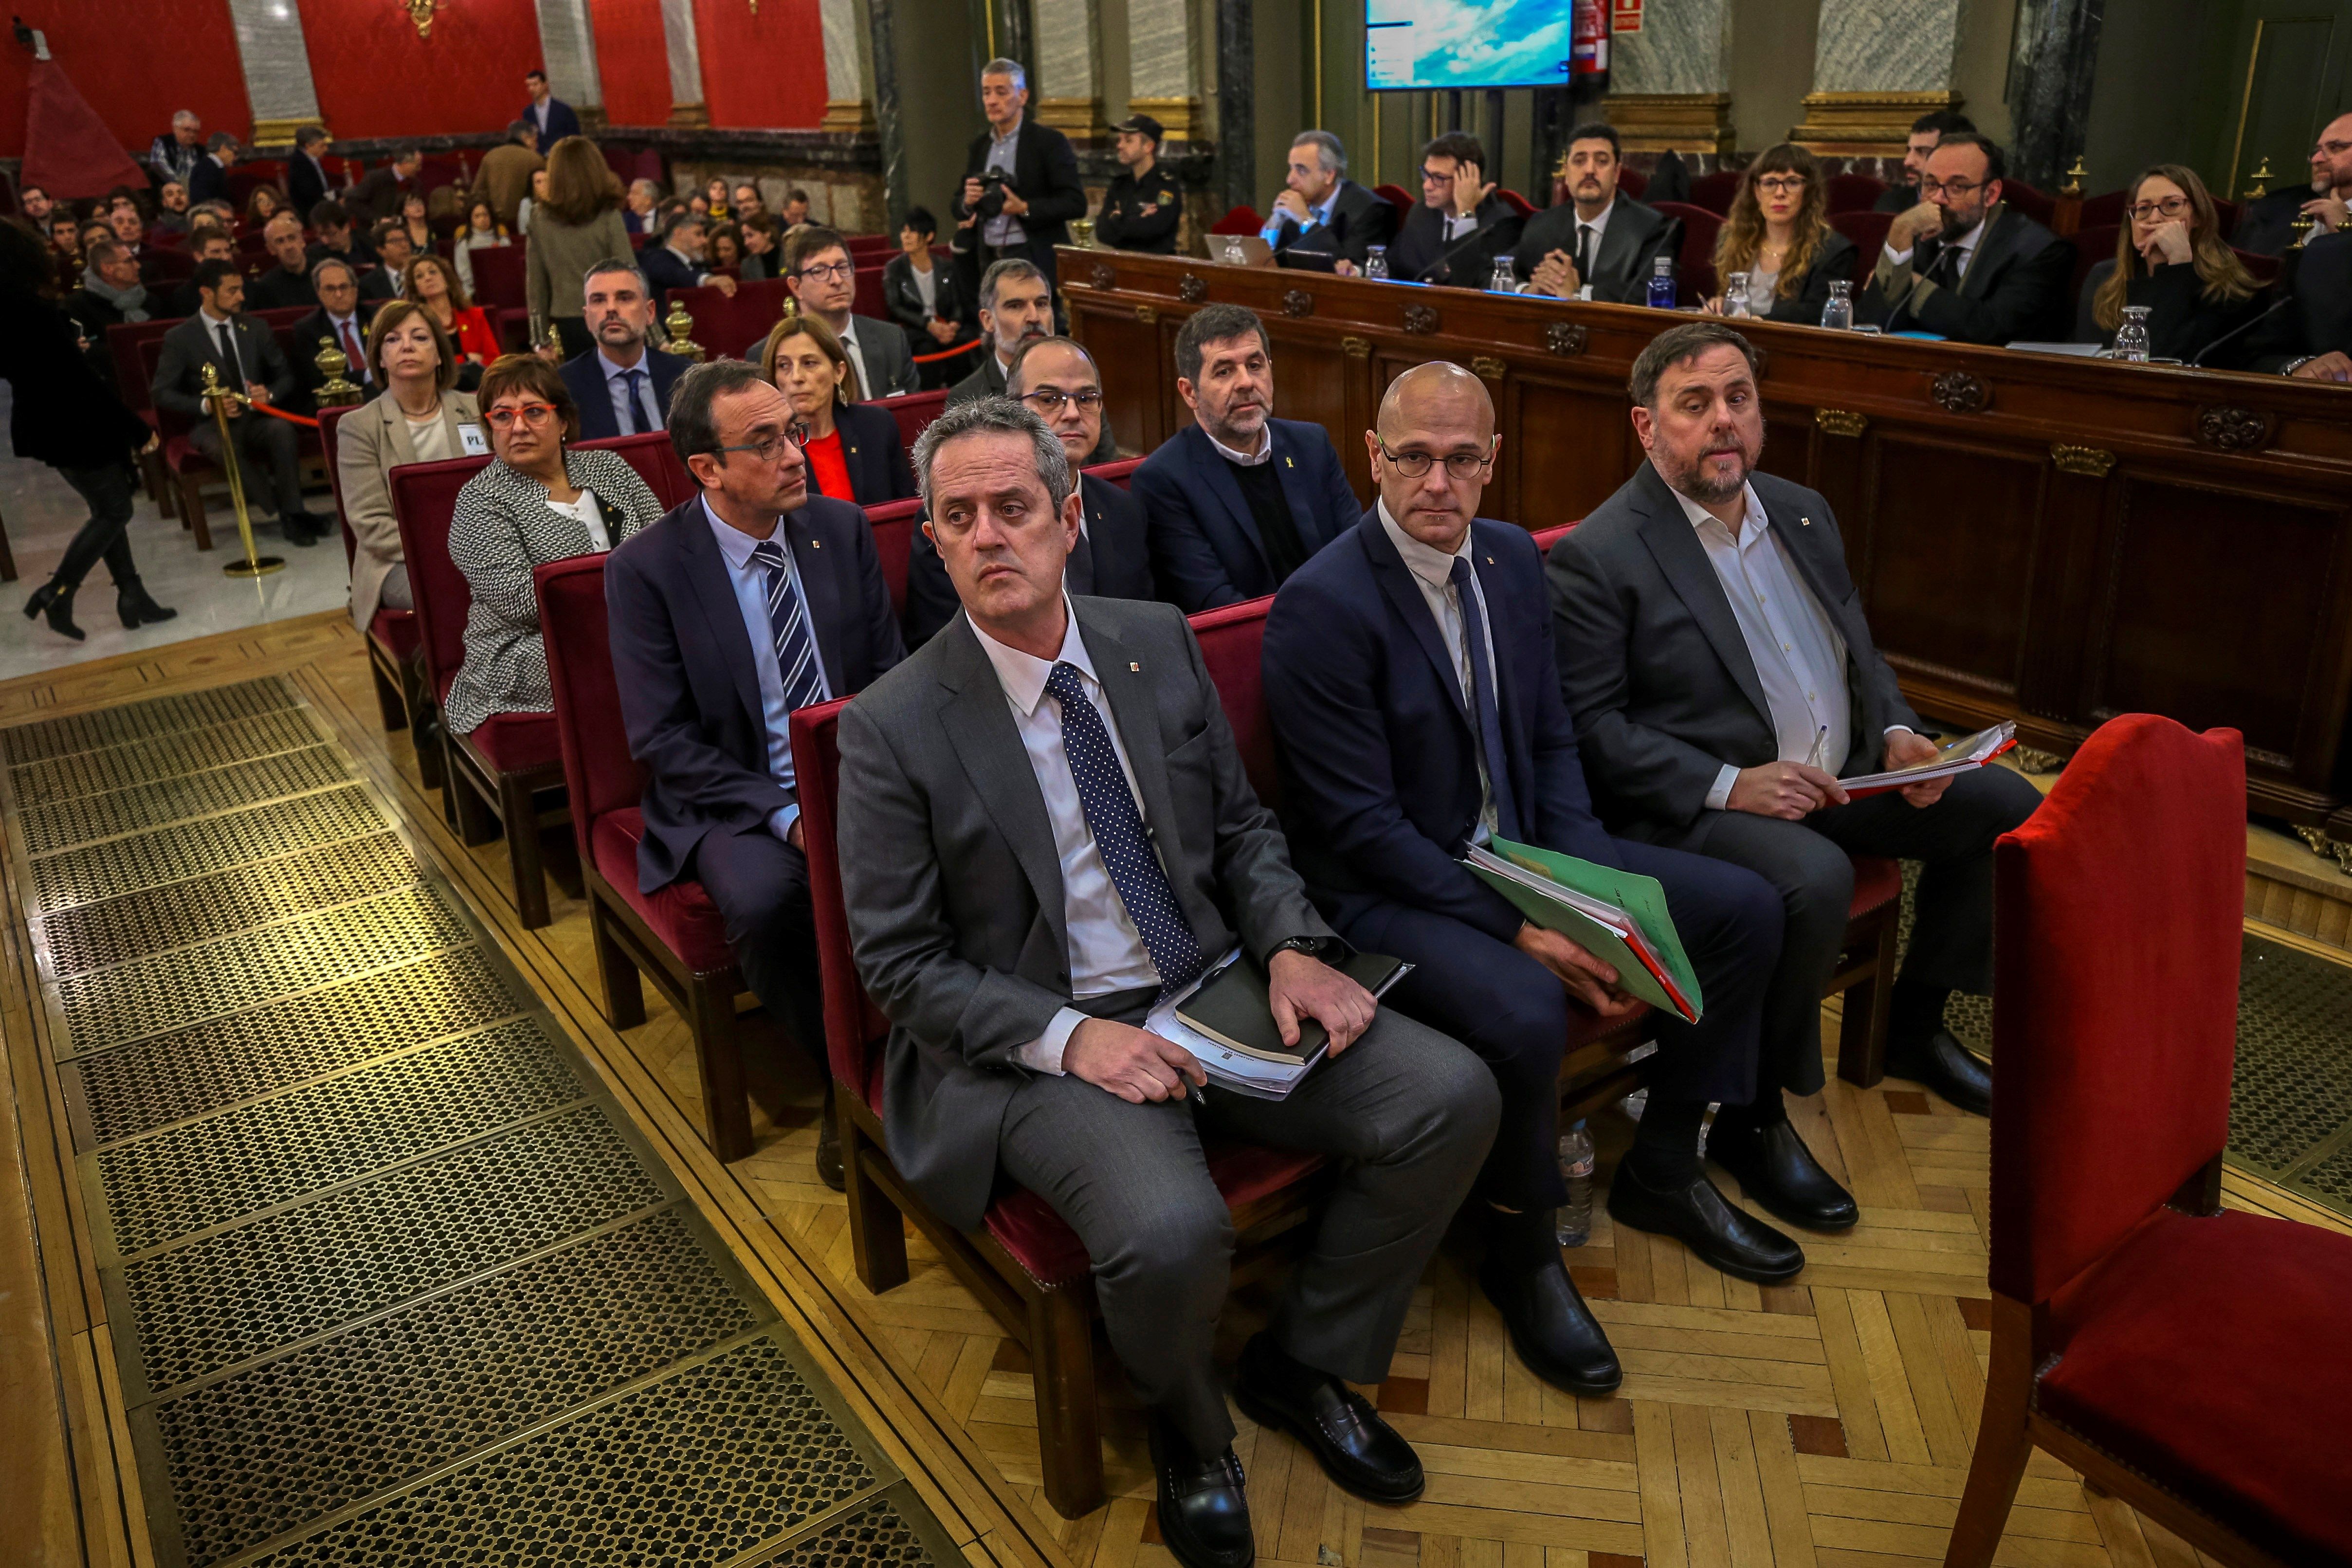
1368, 360, 1502, 550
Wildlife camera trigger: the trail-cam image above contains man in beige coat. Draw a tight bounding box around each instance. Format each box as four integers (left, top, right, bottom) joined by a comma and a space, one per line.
474, 122, 546, 233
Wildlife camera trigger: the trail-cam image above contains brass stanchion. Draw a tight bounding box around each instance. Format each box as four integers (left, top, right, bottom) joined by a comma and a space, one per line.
200, 361, 285, 579
664, 298, 706, 363
313, 336, 365, 408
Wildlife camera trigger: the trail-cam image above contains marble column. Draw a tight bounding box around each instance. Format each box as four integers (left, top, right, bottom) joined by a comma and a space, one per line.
1127, 0, 1204, 150
1792, 0, 1965, 154
1606, 0, 1735, 155
821, 0, 878, 132
1033, 0, 1107, 142
533, 0, 605, 129
1215, 0, 1251, 212
224, 0, 323, 147
2006, 0, 2103, 189
866, 0, 907, 214
660, 0, 710, 126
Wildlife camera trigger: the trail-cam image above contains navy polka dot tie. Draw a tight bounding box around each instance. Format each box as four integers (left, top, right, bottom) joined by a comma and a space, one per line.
1044, 660, 1207, 995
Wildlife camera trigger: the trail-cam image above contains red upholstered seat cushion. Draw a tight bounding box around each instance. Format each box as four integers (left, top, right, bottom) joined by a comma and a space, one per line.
368, 607, 420, 662
985, 1141, 1327, 1289
1848, 854, 1900, 915
587, 807, 738, 972
2037, 1206, 2352, 1566
460, 709, 563, 774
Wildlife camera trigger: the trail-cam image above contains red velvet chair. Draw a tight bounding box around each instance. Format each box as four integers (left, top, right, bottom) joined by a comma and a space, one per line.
667, 278, 793, 362
319, 405, 440, 790
1829, 211, 1896, 287
2068, 225, 2121, 316
2003, 182, 2057, 226
536, 552, 766, 1163
1946, 714, 2352, 1568
859, 497, 921, 621
1825, 173, 1888, 214
1653, 202, 1723, 303
1497, 188, 1537, 219
869, 388, 948, 455
388, 432, 690, 928
1085, 455, 1142, 489
1207, 204, 1263, 237
1685, 170, 1742, 215
2075, 188, 2127, 228
1525, 521, 1904, 1085
131, 308, 322, 550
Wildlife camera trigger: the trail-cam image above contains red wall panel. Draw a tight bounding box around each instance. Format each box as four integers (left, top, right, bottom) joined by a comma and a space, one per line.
0, 0, 248, 160
691, 0, 825, 130
294, 0, 546, 141
587, 0, 673, 128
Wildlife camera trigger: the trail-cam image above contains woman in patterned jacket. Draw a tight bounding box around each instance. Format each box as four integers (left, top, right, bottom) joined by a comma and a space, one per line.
442, 354, 665, 736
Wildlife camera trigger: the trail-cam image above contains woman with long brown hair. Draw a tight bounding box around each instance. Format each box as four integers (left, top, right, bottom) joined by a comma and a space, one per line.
524, 136, 631, 357
403, 254, 500, 371
2075, 164, 2265, 364
757, 311, 915, 506
1704, 144, 1856, 323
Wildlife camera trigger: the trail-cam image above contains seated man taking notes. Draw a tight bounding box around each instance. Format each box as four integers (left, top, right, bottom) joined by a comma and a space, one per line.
1264, 365, 1802, 1396
838, 399, 1499, 1568
1548, 322, 2044, 1129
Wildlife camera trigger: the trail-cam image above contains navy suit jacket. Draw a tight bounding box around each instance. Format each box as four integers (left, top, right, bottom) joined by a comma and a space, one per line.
1133, 418, 1361, 610
903, 467, 1157, 645
1263, 511, 1619, 943
607, 492, 907, 893
562, 346, 689, 440
527, 97, 583, 154
639, 244, 706, 305
808, 401, 917, 508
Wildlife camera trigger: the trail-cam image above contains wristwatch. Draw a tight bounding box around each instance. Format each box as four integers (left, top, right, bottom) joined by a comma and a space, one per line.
1271, 935, 1338, 962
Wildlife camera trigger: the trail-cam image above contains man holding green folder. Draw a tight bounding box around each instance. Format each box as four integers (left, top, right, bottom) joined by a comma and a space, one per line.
1264, 364, 1812, 1402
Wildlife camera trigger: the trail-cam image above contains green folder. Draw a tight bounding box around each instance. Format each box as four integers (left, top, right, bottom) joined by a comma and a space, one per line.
1464, 837, 1705, 1022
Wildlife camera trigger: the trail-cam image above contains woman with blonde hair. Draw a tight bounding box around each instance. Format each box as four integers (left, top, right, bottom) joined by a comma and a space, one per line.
524, 135, 631, 357
2075, 164, 2264, 364
758, 311, 915, 505
1704, 143, 1856, 323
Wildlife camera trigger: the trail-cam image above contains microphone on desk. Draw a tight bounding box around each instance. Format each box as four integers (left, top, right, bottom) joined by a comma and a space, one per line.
2188, 293, 2296, 368
1415, 226, 1495, 285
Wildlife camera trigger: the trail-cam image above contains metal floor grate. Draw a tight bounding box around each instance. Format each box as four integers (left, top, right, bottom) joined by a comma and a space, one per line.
3, 678, 946, 1568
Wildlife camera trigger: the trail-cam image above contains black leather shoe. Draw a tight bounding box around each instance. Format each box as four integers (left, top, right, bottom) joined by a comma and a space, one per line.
1887, 1029, 1992, 1117
1478, 1253, 1621, 1396
24, 581, 84, 642
117, 581, 177, 629
1234, 1333, 1423, 1504
1149, 1416, 1255, 1568
1607, 1163, 1805, 1284
815, 1107, 845, 1191
1709, 1119, 1858, 1232
281, 512, 324, 546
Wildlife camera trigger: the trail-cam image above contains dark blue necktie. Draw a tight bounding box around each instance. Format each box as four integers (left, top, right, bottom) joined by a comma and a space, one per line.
749, 539, 828, 714
623, 368, 653, 434
1043, 661, 1207, 995
1449, 557, 1523, 841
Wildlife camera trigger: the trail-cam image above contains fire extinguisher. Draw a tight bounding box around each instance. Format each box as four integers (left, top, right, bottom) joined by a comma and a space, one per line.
1570, 0, 1610, 92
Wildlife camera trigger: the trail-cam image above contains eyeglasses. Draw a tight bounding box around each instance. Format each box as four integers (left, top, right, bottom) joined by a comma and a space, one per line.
2316, 139, 2352, 157
1917, 177, 1988, 199
2128, 196, 2192, 221
1419, 167, 1454, 185
717, 432, 801, 463
485, 403, 558, 428
1374, 438, 1495, 481
796, 260, 854, 283
1753, 176, 1808, 196
1018, 388, 1102, 414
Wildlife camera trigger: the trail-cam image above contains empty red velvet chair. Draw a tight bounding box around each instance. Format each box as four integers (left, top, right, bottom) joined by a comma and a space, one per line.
1945, 714, 2352, 1568
536, 552, 764, 1162
870, 387, 947, 455
1653, 201, 1723, 303
1829, 211, 1896, 287
859, 497, 921, 622
320, 404, 439, 789
1084, 455, 1142, 490
1685, 169, 1742, 215
1825, 173, 1888, 214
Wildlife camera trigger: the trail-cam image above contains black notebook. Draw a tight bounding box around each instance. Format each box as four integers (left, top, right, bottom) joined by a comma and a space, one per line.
1175, 950, 1413, 1064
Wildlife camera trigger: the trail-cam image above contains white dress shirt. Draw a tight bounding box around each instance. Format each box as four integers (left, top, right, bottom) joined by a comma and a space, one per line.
598, 347, 663, 433
982, 118, 1026, 248
970, 601, 1162, 1074
545, 490, 611, 552
1669, 483, 1909, 809
702, 497, 831, 840
1523, 198, 1614, 299
1885, 213, 1986, 276
1377, 500, 1500, 840
1205, 424, 1273, 467
833, 314, 869, 400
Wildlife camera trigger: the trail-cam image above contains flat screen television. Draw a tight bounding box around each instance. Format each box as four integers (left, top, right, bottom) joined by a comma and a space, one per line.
1366, 0, 1578, 91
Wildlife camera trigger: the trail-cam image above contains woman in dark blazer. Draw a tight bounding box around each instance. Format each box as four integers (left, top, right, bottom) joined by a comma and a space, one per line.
759, 313, 917, 507
1704, 143, 1858, 325
2074, 164, 2267, 365
881, 207, 971, 389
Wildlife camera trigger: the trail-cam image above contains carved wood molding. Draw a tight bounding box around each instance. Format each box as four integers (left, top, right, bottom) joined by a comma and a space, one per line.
1930, 371, 1989, 413
1282, 289, 1314, 318
1546, 322, 1587, 356
1402, 302, 1440, 335
1814, 408, 1868, 438
1471, 355, 1508, 381
2195, 405, 2273, 451
1089, 262, 1117, 290
1342, 335, 1371, 360
2049, 443, 2117, 477
1178, 274, 1208, 303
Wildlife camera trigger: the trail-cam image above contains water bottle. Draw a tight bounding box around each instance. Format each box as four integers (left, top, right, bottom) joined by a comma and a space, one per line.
1724, 272, 1752, 319
1821, 278, 1854, 330
1646, 255, 1677, 310
2115, 305, 2152, 363
1489, 255, 1518, 293
1555, 1122, 1596, 1246
1364, 245, 1390, 281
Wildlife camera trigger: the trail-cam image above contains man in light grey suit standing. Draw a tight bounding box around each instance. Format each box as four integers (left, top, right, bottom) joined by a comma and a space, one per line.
836, 399, 1499, 1568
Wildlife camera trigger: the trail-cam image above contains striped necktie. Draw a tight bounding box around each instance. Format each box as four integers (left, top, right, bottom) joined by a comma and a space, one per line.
748, 538, 828, 713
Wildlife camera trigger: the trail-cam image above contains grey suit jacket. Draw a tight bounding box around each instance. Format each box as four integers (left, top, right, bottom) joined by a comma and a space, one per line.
836, 596, 1336, 1232
1545, 462, 1922, 833
849, 313, 918, 398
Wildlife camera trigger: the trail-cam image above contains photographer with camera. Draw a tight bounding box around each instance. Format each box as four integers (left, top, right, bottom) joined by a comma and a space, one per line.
952, 58, 1087, 306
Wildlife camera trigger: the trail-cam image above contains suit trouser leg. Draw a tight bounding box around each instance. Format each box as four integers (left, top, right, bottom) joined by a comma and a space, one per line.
998, 1005, 1497, 1456
190, 411, 306, 520
1610, 839, 1785, 1108
687, 823, 827, 1074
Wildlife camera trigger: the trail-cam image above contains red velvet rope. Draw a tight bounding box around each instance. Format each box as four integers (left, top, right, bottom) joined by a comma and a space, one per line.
911, 338, 986, 365
239, 400, 323, 429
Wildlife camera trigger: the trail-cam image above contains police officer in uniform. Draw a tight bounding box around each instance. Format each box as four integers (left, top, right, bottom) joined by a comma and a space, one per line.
1096, 114, 1183, 255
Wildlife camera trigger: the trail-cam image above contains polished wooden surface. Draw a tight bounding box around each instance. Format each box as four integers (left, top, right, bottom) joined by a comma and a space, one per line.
1063, 249, 2352, 836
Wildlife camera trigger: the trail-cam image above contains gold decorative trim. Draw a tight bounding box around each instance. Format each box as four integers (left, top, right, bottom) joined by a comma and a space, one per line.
1036, 96, 1110, 140
2296, 826, 2352, 875
1134, 305, 1160, 324
1600, 92, 1734, 156
248, 117, 316, 149
1128, 97, 1202, 141
2050, 443, 2115, 477
1470, 355, 1507, 380
1790, 90, 1964, 156
821, 99, 877, 134
1342, 335, 1371, 360
2013, 746, 2068, 775
1815, 408, 1868, 438
669, 101, 711, 129
401, 0, 439, 38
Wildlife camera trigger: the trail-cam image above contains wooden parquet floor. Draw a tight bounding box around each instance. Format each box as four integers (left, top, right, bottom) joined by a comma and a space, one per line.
8, 613, 2348, 1568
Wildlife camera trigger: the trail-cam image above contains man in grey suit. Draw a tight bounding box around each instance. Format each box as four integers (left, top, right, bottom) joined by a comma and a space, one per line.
1548, 323, 2042, 1142
782, 225, 917, 398
150, 259, 328, 544
837, 399, 1498, 1568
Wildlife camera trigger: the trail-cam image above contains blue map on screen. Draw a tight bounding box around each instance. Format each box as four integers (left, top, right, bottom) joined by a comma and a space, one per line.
1366, 0, 1576, 91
